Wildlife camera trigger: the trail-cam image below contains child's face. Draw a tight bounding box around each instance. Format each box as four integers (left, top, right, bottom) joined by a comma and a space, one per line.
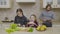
30, 16, 36, 21
47, 6, 51, 11
17, 11, 23, 17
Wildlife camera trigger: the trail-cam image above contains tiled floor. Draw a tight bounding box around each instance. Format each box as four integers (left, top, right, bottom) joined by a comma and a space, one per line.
0, 23, 60, 34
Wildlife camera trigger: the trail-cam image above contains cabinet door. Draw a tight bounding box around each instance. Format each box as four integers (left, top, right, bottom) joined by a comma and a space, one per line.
56, 0, 60, 8
52, 0, 57, 8
43, 0, 53, 8
0, 0, 11, 8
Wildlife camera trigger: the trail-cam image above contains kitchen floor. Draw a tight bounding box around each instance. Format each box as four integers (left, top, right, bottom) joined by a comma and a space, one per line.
0, 23, 60, 34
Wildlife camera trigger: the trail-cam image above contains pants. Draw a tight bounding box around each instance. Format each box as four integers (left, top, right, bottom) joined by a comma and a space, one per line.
42, 20, 52, 27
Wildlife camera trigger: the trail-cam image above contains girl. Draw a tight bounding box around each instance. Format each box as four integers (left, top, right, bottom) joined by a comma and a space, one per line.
27, 14, 38, 28
40, 4, 55, 27
14, 8, 28, 27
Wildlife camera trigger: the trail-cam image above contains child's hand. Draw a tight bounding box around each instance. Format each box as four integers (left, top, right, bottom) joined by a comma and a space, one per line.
28, 22, 37, 26
17, 24, 21, 26
42, 18, 47, 21
28, 22, 35, 24
30, 25, 34, 27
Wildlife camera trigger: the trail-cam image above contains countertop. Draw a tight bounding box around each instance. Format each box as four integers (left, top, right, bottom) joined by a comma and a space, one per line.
0, 23, 60, 34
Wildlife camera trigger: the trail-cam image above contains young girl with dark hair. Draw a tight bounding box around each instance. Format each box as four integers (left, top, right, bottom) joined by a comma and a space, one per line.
14, 8, 28, 27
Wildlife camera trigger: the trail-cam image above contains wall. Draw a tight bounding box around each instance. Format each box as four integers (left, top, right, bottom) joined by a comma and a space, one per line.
0, 0, 60, 22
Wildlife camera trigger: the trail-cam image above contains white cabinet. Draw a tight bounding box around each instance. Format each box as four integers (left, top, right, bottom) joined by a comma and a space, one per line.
43, 0, 53, 8
43, 0, 60, 8
0, 0, 11, 8
55, 0, 60, 8
16, 0, 36, 3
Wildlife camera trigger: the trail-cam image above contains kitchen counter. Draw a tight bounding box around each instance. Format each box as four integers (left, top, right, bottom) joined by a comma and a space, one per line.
0, 23, 60, 34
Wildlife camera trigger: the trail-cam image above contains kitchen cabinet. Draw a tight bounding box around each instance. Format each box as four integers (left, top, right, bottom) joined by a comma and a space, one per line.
43, 0, 53, 8
43, 0, 60, 8
55, 0, 60, 8
0, 0, 11, 8
16, 0, 36, 3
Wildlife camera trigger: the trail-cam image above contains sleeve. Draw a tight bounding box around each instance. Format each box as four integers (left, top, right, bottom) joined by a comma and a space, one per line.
35, 22, 38, 26
14, 16, 18, 24
24, 17, 29, 25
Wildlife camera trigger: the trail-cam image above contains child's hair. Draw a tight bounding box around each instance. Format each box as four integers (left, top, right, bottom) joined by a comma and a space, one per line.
30, 14, 37, 23
30, 14, 36, 19
45, 4, 52, 10
16, 8, 23, 15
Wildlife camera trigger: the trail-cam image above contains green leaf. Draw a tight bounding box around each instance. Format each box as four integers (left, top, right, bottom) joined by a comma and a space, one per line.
10, 24, 17, 29
14, 27, 21, 31
28, 27, 34, 32
6, 28, 15, 33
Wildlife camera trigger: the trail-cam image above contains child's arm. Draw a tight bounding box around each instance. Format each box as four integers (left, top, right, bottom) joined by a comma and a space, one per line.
27, 22, 35, 24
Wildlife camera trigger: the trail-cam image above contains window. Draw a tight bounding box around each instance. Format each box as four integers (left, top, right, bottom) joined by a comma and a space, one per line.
57, 0, 60, 4
0, 0, 7, 6
0, 0, 11, 8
